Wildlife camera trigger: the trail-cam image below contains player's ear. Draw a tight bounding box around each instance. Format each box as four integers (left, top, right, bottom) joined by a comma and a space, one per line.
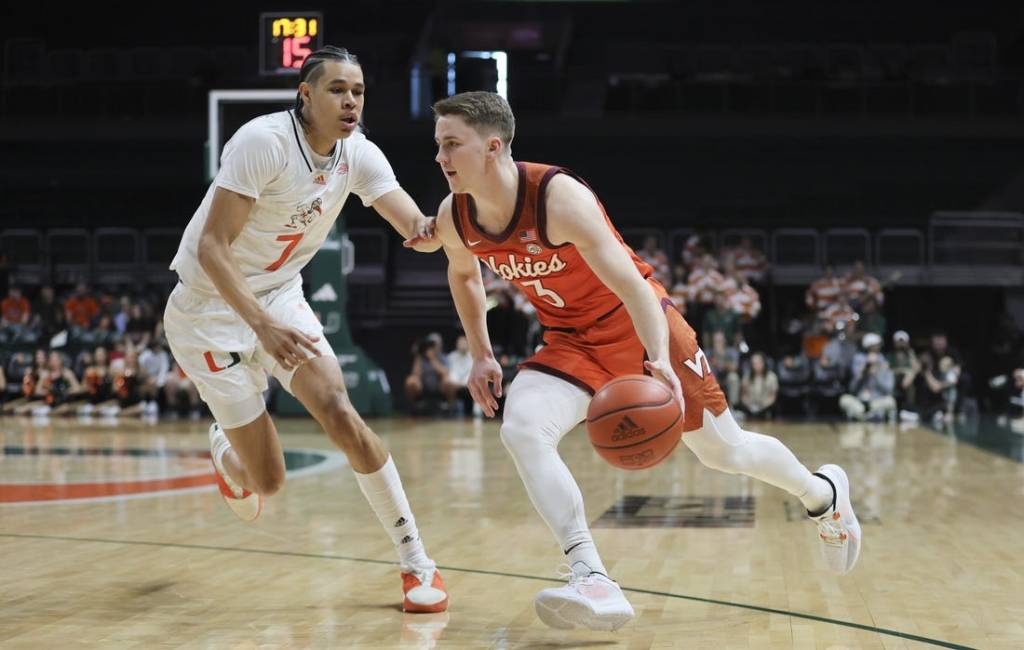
487, 136, 502, 157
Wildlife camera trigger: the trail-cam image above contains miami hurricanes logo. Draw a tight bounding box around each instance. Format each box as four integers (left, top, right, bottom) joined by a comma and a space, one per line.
286, 197, 323, 229
204, 351, 241, 373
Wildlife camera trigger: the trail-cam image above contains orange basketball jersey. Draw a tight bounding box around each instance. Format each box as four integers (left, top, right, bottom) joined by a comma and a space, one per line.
452, 162, 654, 330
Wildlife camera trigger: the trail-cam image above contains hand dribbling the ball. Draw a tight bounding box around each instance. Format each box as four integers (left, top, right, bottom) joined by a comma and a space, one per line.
468, 356, 504, 417
644, 358, 684, 408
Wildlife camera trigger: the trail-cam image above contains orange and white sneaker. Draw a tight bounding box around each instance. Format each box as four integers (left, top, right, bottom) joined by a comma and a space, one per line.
401, 562, 449, 613
208, 422, 262, 522
810, 464, 861, 575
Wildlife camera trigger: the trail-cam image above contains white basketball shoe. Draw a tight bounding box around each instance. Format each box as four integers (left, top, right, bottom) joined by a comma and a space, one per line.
209, 422, 262, 521
809, 464, 861, 575
534, 562, 635, 631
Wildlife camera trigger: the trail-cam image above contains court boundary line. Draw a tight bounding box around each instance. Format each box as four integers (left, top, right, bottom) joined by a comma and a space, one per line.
0, 532, 974, 649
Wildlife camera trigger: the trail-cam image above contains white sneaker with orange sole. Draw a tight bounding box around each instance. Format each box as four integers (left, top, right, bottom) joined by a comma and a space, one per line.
209, 422, 262, 522
401, 562, 449, 613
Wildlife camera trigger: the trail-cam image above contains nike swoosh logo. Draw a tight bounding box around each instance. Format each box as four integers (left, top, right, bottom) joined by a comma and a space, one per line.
467, 239, 482, 246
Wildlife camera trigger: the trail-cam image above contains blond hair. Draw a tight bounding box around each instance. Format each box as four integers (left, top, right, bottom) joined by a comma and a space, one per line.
432, 91, 515, 147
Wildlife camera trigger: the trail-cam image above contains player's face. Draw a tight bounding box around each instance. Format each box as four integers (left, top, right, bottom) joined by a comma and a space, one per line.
434, 115, 487, 193
306, 61, 365, 139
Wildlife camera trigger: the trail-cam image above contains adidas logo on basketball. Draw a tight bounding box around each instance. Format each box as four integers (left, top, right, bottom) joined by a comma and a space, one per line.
611, 416, 645, 442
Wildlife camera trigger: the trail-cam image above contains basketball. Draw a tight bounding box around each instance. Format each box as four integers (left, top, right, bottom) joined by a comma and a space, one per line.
586, 374, 684, 470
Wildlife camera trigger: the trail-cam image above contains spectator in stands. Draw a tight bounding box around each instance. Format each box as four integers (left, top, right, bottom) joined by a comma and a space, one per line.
64, 282, 100, 329
805, 266, 844, 318
702, 291, 739, 349
687, 253, 724, 330
0, 364, 6, 408
8, 353, 48, 415
668, 263, 691, 316
821, 299, 858, 335
113, 296, 132, 336
858, 297, 886, 339
164, 359, 201, 419
2, 350, 42, 414
723, 236, 768, 284
740, 352, 778, 419
80, 346, 115, 415
919, 352, 960, 425
138, 338, 170, 417
821, 320, 859, 378
83, 314, 120, 347
707, 330, 740, 404
637, 235, 671, 286
1, 286, 31, 328
35, 350, 87, 416
886, 330, 919, 415
441, 335, 473, 416
725, 270, 761, 341
680, 234, 707, 273
30, 285, 64, 340
125, 302, 156, 345
776, 351, 812, 415
840, 333, 896, 421
405, 332, 449, 413
843, 261, 884, 310
109, 346, 147, 417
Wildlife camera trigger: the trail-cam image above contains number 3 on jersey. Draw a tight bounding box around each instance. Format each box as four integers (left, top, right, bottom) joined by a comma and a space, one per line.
522, 279, 565, 308
265, 233, 304, 271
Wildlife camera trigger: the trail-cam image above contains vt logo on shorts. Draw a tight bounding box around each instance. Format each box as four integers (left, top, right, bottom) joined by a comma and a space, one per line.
682, 348, 711, 378
204, 351, 242, 373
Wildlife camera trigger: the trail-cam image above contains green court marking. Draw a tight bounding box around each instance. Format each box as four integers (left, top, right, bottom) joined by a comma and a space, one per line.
0, 532, 975, 649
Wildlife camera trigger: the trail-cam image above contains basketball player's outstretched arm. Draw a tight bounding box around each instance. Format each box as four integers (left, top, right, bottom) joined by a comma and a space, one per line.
197, 187, 322, 371
544, 175, 684, 404
371, 188, 441, 253
436, 196, 504, 416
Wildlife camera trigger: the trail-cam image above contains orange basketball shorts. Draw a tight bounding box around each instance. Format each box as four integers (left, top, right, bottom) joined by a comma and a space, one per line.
519, 279, 728, 432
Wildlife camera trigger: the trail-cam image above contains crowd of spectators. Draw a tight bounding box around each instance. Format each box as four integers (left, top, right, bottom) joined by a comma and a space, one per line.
1, 282, 200, 420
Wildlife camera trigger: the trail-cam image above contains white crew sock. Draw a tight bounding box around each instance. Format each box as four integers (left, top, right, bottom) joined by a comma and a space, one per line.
354, 455, 430, 568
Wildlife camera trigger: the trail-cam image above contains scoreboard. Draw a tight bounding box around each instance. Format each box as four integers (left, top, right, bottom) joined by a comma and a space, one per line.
259, 12, 324, 75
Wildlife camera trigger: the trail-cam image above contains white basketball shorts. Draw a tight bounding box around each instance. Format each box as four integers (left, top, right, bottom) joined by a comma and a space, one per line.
163, 274, 334, 428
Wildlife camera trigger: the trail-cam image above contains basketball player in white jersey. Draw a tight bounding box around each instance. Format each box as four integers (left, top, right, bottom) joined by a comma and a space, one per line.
164, 47, 446, 613
430, 92, 860, 630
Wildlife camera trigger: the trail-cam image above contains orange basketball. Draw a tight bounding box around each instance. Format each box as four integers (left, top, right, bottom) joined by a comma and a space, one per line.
586, 374, 684, 470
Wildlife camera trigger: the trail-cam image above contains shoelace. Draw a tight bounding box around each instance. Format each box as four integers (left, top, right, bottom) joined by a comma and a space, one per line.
815, 512, 847, 547
555, 563, 596, 590
410, 564, 437, 588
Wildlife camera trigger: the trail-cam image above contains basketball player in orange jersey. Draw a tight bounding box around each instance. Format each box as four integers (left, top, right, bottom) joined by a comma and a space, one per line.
163, 47, 446, 613
430, 92, 860, 631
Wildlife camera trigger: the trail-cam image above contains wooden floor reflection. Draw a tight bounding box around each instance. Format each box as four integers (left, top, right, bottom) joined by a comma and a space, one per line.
2, 414, 1021, 649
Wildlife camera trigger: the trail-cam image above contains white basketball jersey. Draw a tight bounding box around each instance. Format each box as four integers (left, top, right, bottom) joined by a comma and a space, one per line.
170, 110, 399, 296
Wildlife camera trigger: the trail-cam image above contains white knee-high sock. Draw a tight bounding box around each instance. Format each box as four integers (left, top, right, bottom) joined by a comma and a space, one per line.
355, 455, 430, 568
501, 371, 609, 576
684, 409, 834, 514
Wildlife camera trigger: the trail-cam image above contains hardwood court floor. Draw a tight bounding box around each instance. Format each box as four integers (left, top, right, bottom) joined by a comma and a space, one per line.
1, 413, 1022, 649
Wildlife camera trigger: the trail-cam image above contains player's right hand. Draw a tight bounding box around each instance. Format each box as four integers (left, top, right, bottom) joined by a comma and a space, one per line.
468, 356, 504, 417
255, 319, 322, 371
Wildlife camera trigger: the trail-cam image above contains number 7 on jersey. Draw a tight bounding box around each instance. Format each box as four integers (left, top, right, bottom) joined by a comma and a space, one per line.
265, 233, 304, 271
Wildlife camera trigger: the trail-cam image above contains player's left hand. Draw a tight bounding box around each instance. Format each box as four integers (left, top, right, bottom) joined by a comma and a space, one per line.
468, 356, 504, 418
402, 216, 440, 251
644, 358, 684, 407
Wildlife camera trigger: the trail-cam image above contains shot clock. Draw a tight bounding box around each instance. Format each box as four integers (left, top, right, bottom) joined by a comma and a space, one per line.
260, 12, 324, 75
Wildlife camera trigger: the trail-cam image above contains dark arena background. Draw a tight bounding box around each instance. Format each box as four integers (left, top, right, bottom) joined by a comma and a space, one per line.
1, 2, 1022, 648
